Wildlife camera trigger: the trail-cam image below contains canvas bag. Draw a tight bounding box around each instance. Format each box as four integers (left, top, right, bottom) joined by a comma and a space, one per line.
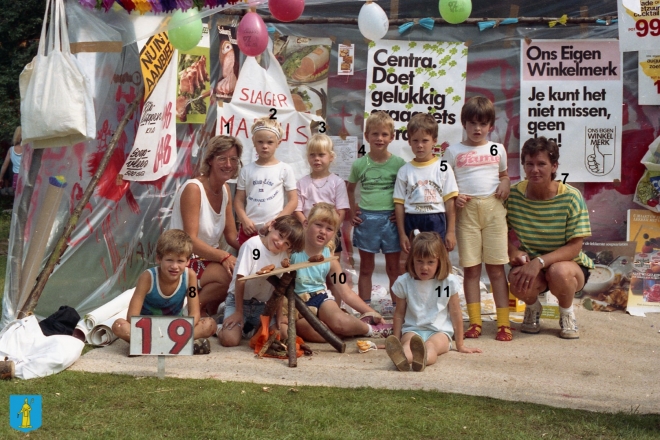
19, 0, 95, 148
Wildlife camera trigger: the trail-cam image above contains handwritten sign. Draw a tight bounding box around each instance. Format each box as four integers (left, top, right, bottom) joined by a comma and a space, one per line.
129, 316, 194, 356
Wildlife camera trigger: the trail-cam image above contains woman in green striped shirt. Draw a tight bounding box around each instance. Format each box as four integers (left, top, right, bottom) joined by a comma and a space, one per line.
506, 137, 594, 339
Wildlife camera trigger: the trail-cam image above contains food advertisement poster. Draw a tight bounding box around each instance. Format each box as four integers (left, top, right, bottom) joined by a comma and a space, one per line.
638, 51, 660, 105
617, 0, 660, 52
218, 51, 324, 181
273, 36, 331, 118
364, 40, 467, 161
176, 24, 211, 124
626, 209, 660, 316
580, 241, 635, 312
520, 39, 622, 183
120, 33, 177, 181
338, 43, 355, 76
212, 18, 239, 104
329, 136, 358, 180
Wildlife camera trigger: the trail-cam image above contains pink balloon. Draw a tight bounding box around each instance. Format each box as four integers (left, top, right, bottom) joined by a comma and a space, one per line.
237, 12, 269, 57
269, 0, 305, 22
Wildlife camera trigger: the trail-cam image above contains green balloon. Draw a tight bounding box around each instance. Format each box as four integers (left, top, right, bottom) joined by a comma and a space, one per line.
439, 0, 472, 25
168, 10, 203, 52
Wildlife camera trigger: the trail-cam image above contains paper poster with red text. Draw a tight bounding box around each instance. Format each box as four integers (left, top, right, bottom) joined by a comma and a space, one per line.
217, 51, 325, 181
120, 33, 177, 181
520, 39, 622, 183
638, 51, 660, 105
618, 0, 660, 52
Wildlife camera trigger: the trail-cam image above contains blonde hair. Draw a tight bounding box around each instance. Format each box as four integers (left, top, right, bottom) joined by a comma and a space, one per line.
199, 135, 243, 178
407, 112, 438, 139
405, 232, 450, 280
307, 202, 339, 253
157, 229, 193, 259
251, 116, 284, 140
12, 127, 22, 147
364, 111, 395, 137
307, 134, 336, 159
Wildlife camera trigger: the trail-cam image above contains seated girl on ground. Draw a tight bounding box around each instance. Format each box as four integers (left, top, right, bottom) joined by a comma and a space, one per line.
386, 232, 482, 371
281, 203, 392, 341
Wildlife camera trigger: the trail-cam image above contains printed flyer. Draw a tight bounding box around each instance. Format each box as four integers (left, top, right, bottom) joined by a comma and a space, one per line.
273, 36, 331, 118
580, 241, 635, 312
175, 24, 211, 124
120, 32, 177, 181
364, 40, 467, 161
329, 136, 358, 180
626, 209, 660, 316
638, 51, 660, 105
617, 0, 660, 52
212, 16, 239, 104
520, 39, 622, 182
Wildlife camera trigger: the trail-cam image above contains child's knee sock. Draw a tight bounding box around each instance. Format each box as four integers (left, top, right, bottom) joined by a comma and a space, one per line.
467, 303, 482, 326
496, 307, 510, 328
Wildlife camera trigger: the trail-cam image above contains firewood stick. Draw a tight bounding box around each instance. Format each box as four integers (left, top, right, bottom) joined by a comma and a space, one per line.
287, 282, 298, 367
293, 294, 346, 353
257, 328, 279, 358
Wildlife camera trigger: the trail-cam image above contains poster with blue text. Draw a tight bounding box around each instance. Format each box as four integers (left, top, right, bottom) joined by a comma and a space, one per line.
364, 40, 467, 161
520, 39, 622, 183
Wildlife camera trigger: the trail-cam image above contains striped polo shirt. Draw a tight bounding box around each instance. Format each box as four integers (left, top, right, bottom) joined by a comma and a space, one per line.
506, 180, 594, 269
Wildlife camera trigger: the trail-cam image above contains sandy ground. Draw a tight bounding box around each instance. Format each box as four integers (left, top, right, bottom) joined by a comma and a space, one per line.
69, 308, 660, 414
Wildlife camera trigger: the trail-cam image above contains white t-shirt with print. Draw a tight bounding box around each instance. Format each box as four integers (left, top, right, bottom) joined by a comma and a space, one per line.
393, 157, 459, 214
443, 142, 507, 197
237, 161, 296, 226
228, 235, 288, 302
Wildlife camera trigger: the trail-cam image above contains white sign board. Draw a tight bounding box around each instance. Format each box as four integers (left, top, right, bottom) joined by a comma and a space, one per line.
129, 316, 194, 356
618, 0, 660, 52
639, 51, 660, 105
364, 40, 467, 161
520, 39, 622, 182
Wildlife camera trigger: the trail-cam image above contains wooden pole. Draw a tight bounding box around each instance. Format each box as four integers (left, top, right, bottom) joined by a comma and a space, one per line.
18, 88, 144, 317
286, 281, 297, 367
293, 294, 346, 353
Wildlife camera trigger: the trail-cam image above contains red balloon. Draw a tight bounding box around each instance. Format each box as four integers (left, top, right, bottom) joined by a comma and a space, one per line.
269, 0, 305, 22
237, 12, 269, 57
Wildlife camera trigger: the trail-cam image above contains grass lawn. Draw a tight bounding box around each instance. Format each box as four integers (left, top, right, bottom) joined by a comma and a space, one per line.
0, 198, 659, 438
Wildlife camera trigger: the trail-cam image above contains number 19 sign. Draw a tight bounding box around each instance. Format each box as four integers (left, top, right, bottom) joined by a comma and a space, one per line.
129, 316, 194, 356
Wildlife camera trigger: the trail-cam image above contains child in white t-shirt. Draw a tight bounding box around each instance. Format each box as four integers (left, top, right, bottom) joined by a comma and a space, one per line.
386, 232, 481, 372
234, 117, 298, 245
443, 96, 512, 341
218, 215, 304, 347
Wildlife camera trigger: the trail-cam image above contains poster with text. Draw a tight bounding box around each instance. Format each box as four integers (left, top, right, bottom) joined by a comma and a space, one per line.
120, 33, 177, 181
217, 51, 324, 181
580, 240, 635, 312
520, 39, 622, 183
273, 36, 331, 119
638, 51, 660, 105
175, 24, 210, 124
364, 40, 467, 161
329, 136, 358, 180
626, 209, 660, 316
618, 0, 660, 52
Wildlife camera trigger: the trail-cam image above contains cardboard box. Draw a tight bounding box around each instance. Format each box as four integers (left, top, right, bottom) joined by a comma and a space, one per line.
539, 291, 560, 319
509, 292, 526, 312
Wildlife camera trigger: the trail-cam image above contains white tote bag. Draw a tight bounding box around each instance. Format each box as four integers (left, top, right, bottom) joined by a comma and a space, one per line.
19, 0, 95, 148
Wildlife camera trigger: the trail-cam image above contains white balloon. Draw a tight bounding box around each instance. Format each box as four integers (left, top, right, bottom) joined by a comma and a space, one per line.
358, 2, 389, 41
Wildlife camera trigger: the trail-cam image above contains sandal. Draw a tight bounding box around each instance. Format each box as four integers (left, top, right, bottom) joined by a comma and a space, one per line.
495, 325, 513, 341
464, 323, 482, 339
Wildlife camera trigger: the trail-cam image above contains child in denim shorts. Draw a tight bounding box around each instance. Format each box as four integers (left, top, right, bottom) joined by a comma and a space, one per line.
347, 111, 405, 304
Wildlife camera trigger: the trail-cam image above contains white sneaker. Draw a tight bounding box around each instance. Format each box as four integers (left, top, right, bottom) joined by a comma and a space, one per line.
521, 301, 542, 334
559, 310, 580, 339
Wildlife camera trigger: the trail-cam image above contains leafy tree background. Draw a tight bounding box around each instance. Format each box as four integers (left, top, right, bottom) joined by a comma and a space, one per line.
0, 0, 45, 151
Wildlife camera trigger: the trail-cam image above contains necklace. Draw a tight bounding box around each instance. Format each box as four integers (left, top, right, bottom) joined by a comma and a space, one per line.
207, 176, 222, 196
312, 177, 329, 189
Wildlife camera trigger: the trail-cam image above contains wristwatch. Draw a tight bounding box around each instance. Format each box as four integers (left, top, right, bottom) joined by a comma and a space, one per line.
537, 257, 545, 269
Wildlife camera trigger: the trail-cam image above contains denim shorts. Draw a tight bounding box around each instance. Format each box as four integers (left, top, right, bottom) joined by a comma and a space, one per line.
406, 329, 452, 343
224, 293, 268, 331
404, 212, 447, 241
353, 209, 401, 254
